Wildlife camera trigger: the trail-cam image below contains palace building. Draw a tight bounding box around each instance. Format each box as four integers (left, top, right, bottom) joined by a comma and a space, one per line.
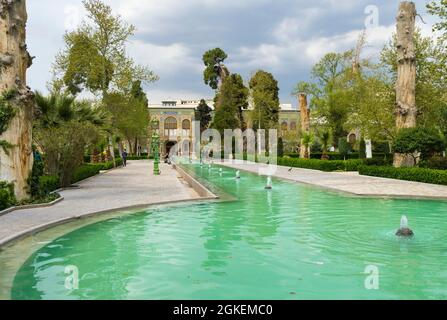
148, 99, 300, 156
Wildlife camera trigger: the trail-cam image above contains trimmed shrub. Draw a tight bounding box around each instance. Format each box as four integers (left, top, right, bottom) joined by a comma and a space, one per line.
358, 165, 447, 185
420, 157, 447, 170
0, 181, 16, 211
394, 127, 446, 162
72, 160, 124, 183
278, 158, 363, 172
363, 157, 393, 167
126, 156, 153, 160
38, 176, 60, 195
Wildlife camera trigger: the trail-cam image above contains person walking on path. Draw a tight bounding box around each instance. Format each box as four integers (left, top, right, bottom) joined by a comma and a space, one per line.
122, 149, 128, 167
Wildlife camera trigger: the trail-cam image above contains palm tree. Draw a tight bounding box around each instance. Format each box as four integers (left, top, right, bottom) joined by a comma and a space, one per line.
301, 132, 313, 159
34, 92, 107, 187
319, 130, 332, 160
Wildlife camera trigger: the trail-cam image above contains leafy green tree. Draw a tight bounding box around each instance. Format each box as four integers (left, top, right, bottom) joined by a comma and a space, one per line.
293, 52, 354, 145
394, 127, 446, 165
338, 138, 351, 160
228, 74, 249, 128
212, 76, 241, 133
103, 87, 149, 155
54, 0, 157, 165
427, 0, 447, 44
195, 99, 213, 133
278, 137, 284, 157
359, 139, 367, 159
55, 0, 157, 96
203, 48, 229, 90
34, 92, 106, 187
249, 70, 280, 130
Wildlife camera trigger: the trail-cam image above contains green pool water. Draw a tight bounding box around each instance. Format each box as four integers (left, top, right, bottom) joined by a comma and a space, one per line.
8, 163, 447, 300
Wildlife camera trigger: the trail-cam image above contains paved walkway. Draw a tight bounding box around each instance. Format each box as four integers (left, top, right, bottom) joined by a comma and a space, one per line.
221, 161, 447, 200
0, 160, 201, 246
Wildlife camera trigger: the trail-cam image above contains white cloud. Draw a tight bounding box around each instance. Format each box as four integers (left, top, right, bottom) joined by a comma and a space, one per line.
128, 40, 202, 76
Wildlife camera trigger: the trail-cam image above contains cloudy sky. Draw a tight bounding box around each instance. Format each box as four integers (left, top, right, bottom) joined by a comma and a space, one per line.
27, 0, 436, 107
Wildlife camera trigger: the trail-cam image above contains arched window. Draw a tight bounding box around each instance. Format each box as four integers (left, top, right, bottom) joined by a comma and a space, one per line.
165, 117, 178, 137
182, 119, 191, 137
290, 122, 297, 130
281, 121, 288, 131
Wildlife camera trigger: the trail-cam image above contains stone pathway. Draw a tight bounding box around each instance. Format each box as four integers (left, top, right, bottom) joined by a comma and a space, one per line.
220, 161, 447, 200
0, 160, 201, 246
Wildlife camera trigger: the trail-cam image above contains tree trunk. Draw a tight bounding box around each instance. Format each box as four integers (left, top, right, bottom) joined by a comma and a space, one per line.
394, 1, 417, 167
107, 134, 116, 167
299, 93, 310, 159
0, 0, 34, 200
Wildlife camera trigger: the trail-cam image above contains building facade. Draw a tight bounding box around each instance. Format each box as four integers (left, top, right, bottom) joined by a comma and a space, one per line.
148, 99, 300, 157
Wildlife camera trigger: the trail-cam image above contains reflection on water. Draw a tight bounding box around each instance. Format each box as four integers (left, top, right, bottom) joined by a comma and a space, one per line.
8, 163, 447, 300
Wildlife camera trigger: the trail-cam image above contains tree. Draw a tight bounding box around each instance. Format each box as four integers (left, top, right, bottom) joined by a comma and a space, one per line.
393, 2, 417, 167
427, 0, 447, 44
338, 138, 351, 160
318, 130, 332, 160
203, 48, 229, 90
195, 99, 212, 133
0, 0, 34, 200
249, 70, 280, 131
34, 93, 106, 187
293, 51, 354, 145
381, 30, 447, 133
54, 0, 158, 165
103, 83, 149, 156
393, 127, 445, 166
211, 77, 241, 133
278, 137, 284, 157
228, 74, 249, 129
300, 133, 313, 159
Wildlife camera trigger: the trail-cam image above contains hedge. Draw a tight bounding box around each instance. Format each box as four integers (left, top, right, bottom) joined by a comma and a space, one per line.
126, 156, 154, 160
278, 158, 363, 172
38, 175, 60, 196
358, 165, 447, 186
285, 152, 391, 161
0, 181, 15, 211
72, 159, 123, 183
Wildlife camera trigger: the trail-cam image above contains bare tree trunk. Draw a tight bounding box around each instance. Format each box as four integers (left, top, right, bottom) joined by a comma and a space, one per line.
299, 93, 310, 159
107, 134, 116, 166
394, 1, 417, 167
0, 0, 34, 200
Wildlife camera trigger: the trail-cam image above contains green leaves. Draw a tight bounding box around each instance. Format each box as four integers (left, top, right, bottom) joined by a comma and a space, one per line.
394, 127, 446, 162
249, 70, 280, 130
203, 48, 228, 90
54, 0, 157, 96
195, 99, 213, 133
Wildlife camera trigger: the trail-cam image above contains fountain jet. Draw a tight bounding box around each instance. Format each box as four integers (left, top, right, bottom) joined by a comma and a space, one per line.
396, 215, 414, 237
265, 176, 273, 190
236, 170, 241, 179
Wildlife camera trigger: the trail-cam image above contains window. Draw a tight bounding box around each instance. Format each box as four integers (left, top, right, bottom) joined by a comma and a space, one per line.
182, 119, 191, 137
281, 121, 288, 131
164, 117, 178, 137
